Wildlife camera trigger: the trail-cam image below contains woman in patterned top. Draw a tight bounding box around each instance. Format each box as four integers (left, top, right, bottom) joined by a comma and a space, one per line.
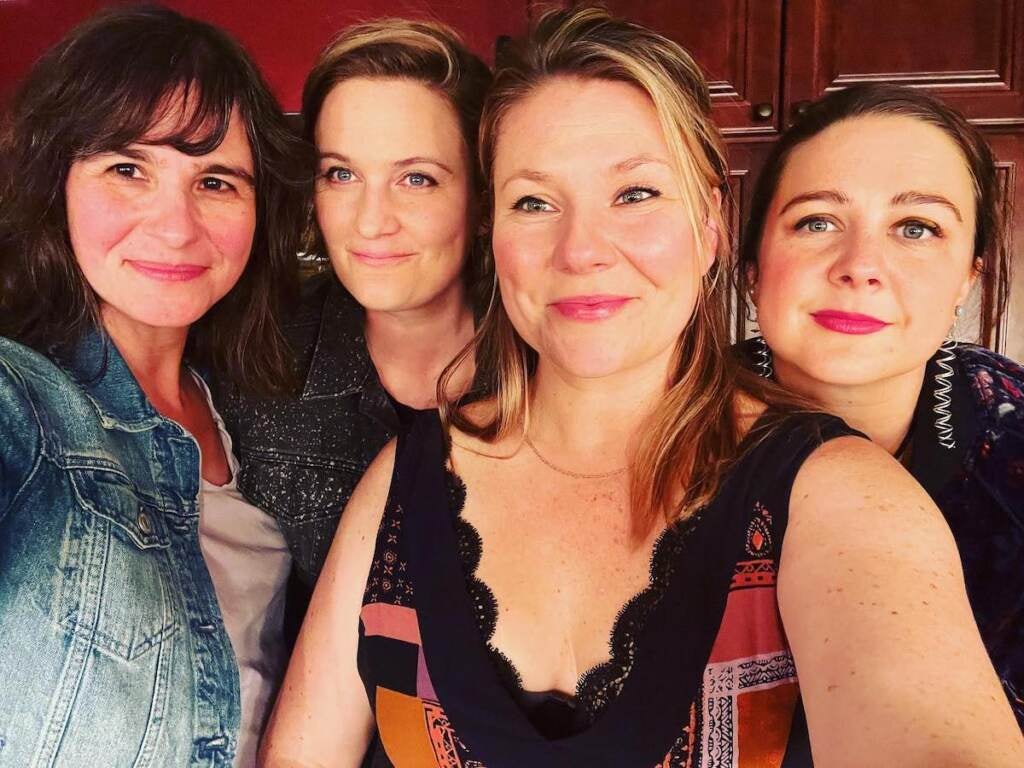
739, 84, 1024, 730
261, 9, 1024, 768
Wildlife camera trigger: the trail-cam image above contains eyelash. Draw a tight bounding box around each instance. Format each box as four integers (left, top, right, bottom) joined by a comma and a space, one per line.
108, 162, 236, 193
510, 185, 661, 213
794, 215, 943, 240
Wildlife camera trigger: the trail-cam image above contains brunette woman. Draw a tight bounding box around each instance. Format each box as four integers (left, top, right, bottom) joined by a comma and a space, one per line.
261, 9, 1023, 767
0, 7, 306, 766
214, 20, 492, 618
741, 83, 1024, 729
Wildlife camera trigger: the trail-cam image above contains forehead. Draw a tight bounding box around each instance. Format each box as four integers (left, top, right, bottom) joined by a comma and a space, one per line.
494, 77, 668, 174
315, 77, 464, 157
778, 114, 975, 205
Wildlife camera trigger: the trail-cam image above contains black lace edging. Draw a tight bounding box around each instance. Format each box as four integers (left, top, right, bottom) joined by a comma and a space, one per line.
445, 466, 701, 728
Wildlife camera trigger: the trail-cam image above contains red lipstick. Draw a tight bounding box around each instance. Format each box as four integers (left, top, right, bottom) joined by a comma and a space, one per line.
811, 310, 891, 335
128, 260, 208, 282
550, 295, 632, 321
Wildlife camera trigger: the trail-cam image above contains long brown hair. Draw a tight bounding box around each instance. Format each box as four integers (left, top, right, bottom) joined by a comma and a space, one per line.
0, 5, 310, 394
441, 6, 808, 539
740, 83, 1010, 343
301, 18, 494, 314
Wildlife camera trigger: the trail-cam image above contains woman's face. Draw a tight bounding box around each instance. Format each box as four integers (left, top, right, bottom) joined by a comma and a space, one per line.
491, 77, 717, 380
314, 77, 472, 313
65, 109, 256, 332
753, 114, 978, 390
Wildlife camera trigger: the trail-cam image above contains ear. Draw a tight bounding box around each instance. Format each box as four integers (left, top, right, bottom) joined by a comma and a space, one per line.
954, 256, 982, 308
700, 187, 723, 278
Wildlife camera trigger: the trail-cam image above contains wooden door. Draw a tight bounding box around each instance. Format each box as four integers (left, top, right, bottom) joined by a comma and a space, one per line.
784, 0, 1024, 129
591, 0, 785, 136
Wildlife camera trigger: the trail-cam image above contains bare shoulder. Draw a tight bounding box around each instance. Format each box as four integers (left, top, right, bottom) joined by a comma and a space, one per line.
778, 435, 1024, 765
341, 438, 397, 544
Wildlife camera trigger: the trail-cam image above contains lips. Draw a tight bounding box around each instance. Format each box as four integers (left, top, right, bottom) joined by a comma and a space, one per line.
811, 309, 891, 335
127, 260, 209, 282
550, 295, 632, 321
351, 250, 414, 266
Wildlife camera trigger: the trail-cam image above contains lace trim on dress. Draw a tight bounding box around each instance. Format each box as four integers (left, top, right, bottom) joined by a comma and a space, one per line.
446, 467, 702, 727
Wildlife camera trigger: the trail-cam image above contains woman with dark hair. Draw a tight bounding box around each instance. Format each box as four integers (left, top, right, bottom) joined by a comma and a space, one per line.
214, 18, 492, 623
261, 10, 1023, 768
740, 83, 1024, 728
0, 6, 307, 765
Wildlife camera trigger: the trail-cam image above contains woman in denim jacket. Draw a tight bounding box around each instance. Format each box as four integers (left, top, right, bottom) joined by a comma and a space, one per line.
0, 7, 307, 766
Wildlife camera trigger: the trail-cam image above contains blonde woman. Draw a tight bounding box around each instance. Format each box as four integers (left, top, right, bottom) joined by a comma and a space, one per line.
261, 9, 1024, 767
215, 20, 491, 625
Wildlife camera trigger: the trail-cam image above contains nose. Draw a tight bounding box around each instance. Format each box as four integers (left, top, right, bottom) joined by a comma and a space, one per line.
354, 185, 400, 239
827, 229, 885, 290
550, 208, 615, 274
143, 186, 200, 249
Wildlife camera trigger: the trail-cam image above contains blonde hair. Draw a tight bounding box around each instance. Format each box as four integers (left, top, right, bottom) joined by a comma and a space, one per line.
301, 18, 494, 310
441, 6, 806, 538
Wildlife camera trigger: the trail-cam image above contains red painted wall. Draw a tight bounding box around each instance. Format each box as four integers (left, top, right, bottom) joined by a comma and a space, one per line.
0, 0, 530, 111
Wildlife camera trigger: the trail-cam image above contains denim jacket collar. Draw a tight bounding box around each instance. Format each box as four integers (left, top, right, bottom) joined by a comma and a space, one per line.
301, 281, 382, 402
62, 327, 164, 430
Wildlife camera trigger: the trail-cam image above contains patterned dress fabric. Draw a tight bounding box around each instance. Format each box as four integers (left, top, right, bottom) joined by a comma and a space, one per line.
357, 411, 860, 767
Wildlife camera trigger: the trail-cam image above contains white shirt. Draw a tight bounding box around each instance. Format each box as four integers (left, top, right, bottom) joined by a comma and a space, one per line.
195, 376, 291, 767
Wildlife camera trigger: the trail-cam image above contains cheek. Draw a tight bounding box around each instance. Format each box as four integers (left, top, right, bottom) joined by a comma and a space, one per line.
206, 206, 256, 272
408, 196, 469, 261
65, 182, 138, 272
618, 210, 698, 290
315, 191, 353, 244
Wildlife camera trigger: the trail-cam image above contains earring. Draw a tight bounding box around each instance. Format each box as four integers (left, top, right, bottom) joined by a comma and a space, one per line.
932, 305, 961, 450
749, 301, 774, 380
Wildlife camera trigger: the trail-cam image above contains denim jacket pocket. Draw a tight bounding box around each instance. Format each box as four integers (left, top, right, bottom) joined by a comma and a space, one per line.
60, 468, 180, 661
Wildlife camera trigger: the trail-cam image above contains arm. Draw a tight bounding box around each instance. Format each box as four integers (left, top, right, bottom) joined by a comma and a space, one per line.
780, 437, 1024, 768
258, 440, 397, 768
0, 355, 42, 521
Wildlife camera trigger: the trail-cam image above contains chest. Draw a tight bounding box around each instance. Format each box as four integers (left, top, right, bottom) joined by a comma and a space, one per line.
459, 465, 660, 692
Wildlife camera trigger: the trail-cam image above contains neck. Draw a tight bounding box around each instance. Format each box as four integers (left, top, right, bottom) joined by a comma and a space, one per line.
102, 307, 190, 414
527, 350, 673, 472
364, 281, 475, 409
775, 358, 925, 455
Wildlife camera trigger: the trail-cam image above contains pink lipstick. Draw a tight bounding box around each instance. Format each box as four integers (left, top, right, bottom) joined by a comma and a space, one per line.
128, 260, 208, 282
351, 250, 413, 266
550, 295, 632, 321
811, 310, 891, 335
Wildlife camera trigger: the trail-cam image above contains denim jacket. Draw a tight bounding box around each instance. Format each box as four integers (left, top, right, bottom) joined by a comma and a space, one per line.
0, 331, 240, 767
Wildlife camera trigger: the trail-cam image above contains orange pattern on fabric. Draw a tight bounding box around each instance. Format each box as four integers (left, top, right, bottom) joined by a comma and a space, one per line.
376, 688, 438, 767
736, 683, 799, 766
362, 602, 422, 644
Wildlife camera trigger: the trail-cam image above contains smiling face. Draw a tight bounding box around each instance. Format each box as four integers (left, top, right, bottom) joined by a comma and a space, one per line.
752, 114, 978, 389
314, 77, 472, 313
65, 108, 256, 333
491, 76, 717, 381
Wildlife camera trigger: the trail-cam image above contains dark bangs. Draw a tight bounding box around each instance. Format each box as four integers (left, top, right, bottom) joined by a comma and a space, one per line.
0, 5, 311, 394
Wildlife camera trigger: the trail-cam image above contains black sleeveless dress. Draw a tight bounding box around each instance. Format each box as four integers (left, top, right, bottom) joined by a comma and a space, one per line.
357, 410, 860, 767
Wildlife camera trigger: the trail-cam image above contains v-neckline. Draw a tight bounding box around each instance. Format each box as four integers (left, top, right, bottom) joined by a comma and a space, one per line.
397, 412, 755, 766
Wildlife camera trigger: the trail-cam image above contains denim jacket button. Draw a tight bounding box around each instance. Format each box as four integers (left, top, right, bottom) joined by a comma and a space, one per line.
137, 510, 153, 535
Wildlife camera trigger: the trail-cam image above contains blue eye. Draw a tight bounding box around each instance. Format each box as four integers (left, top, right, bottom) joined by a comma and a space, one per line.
513, 196, 554, 213
896, 220, 940, 240
616, 186, 659, 204
325, 167, 353, 183
796, 216, 837, 233
403, 172, 437, 188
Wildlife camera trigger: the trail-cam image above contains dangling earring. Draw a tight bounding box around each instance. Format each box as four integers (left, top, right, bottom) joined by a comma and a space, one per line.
748, 299, 774, 380
932, 305, 962, 449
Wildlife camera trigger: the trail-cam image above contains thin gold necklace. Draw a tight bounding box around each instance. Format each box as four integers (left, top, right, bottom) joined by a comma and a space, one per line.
523, 434, 630, 480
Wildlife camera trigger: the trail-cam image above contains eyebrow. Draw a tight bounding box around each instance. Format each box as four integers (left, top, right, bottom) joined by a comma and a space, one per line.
779, 189, 851, 215
500, 155, 672, 192
613, 154, 672, 173
890, 190, 963, 222
109, 147, 254, 187
319, 151, 454, 175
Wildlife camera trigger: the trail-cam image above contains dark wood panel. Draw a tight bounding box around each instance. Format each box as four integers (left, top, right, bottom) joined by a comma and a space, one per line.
784, 0, 1024, 127
595, 0, 785, 136
983, 132, 1024, 360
